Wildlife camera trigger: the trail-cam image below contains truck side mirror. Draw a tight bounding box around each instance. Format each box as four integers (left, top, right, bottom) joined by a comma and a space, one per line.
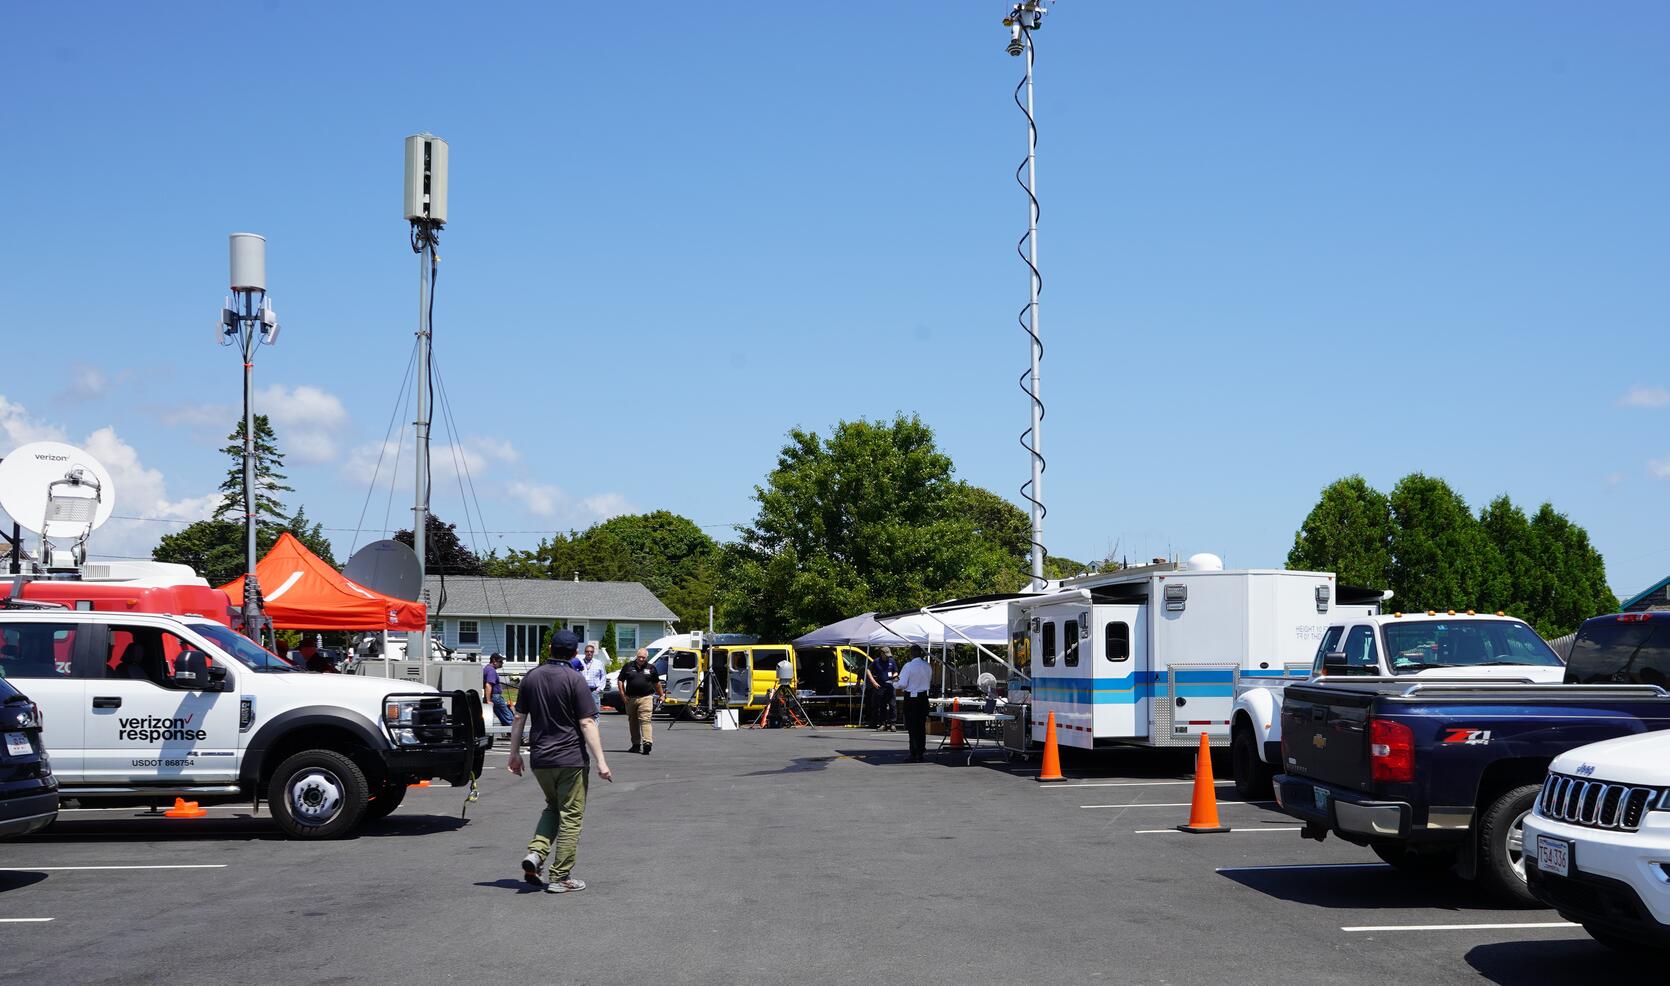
170, 650, 213, 690
1322, 651, 1350, 673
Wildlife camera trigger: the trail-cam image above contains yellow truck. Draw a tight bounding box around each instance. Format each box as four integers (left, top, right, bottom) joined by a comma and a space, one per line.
660, 643, 870, 720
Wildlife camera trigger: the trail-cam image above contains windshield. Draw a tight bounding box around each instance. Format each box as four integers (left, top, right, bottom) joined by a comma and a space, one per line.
1567, 619, 1670, 686
1382, 620, 1563, 674
195, 624, 300, 673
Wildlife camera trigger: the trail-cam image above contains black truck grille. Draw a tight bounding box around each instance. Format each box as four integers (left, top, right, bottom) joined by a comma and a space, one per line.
1538, 772, 1664, 832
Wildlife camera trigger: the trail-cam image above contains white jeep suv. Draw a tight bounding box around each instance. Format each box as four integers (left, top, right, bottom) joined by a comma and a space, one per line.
1525, 731, 1670, 954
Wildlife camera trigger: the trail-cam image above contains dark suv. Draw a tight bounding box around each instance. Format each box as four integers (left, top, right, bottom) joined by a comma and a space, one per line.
0, 676, 57, 837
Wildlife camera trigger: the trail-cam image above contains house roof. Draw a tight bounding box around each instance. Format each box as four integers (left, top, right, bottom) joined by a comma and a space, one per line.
423, 575, 677, 623
1620, 575, 1670, 612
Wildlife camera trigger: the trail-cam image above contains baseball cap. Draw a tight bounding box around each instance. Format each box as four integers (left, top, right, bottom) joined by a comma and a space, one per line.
549, 629, 581, 657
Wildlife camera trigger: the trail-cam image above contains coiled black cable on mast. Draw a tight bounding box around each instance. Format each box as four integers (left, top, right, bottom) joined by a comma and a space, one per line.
1006, 2, 1050, 587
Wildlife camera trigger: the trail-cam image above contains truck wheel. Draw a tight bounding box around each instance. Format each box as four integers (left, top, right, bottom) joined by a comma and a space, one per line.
268, 749, 369, 840
365, 781, 408, 820
1231, 727, 1274, 800
684, 704, 712, 722
1476, 783, 1540, 906
1371, 843, 1458, 875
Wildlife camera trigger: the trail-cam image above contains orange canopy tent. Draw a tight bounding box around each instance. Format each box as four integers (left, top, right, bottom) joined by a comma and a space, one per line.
220, 532, 427, 631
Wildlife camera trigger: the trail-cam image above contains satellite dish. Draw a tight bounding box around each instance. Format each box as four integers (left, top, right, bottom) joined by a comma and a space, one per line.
343, 539, 423, 601
0, 441, 116, 536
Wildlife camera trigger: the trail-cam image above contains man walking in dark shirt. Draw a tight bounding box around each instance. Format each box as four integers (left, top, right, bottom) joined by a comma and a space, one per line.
617, 648, 665, 755
507, 630, 612, 894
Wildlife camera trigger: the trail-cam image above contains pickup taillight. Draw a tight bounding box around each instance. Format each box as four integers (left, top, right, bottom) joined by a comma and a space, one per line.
1369, 717, 1414, 783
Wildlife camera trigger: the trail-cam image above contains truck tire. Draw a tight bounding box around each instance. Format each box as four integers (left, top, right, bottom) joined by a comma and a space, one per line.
683, 703, 712, 722
1371, 843, 1458, 875
1476, 783, 1540, 906
1231, 726, 1274, 800
268, 749, 370, 840
365, 781, 407, 820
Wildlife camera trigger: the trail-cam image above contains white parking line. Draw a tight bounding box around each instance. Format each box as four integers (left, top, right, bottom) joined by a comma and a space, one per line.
1043, 780, 1230, 789
1215, 863, 1392, 873
1341, 922, 1578, 933
0, 865, 228, 872
0, 918, 54, 924
1133, 827, 1303, 834
1082, 801, 1273, 809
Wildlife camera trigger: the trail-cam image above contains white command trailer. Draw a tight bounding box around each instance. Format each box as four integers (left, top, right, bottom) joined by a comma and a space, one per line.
1010, 556, 1382, 750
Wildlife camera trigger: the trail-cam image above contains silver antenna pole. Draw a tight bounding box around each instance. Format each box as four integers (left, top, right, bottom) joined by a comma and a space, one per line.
1006, 2, 1049, 589
404, 132, 448, 677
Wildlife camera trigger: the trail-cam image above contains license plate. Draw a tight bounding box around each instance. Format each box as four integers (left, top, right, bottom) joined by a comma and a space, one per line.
1313, 786, 1330, 811
4, 732, 31, 757
1537, 835, 1570, 878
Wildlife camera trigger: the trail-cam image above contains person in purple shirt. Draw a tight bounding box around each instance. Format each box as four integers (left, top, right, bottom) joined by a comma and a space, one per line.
483, 653, 514, 725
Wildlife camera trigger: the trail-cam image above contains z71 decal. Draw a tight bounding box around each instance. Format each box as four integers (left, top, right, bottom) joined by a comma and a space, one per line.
1442, 728, 1492, 746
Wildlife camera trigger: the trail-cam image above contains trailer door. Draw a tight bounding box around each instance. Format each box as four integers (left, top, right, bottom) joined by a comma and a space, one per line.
1093, 605, 1146, 740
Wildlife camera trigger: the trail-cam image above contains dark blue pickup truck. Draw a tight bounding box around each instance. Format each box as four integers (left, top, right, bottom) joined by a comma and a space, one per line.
1273, 677, 1670, 904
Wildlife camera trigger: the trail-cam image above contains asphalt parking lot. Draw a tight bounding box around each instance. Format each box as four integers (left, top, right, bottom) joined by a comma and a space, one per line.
1, 716, 1653, 985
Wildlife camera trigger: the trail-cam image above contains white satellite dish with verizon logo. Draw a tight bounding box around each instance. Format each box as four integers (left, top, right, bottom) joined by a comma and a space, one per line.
0, 441, 116, 573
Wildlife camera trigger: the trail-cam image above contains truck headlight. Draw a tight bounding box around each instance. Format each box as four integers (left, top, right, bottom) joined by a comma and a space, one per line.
384, 698, 424, 746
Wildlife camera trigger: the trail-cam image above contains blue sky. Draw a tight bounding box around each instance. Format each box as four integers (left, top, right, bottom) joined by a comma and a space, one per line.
2, 2, 1668, 599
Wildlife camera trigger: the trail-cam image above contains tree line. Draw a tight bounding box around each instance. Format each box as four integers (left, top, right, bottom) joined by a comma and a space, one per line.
1287, 475, 1617, 638
154, 414, 1621, 645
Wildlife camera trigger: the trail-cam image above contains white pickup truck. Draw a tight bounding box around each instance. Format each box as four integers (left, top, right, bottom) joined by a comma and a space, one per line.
0, 608, 490, 838
1229, 612, 1567, 798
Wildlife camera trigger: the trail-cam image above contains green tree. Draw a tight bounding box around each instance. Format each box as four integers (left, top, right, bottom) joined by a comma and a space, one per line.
719, 415, 1024, 639
1286, 476, 1394, 588
1525, 503, 1620, 637
1387, 474, 1503, 612
213, 414, 292, 525
602, 621, 619, 667
152, 509, 336, 587
1479, 495, 1536, 617
395, 514, 483, 576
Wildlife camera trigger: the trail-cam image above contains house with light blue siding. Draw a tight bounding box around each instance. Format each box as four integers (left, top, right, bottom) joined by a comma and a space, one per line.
422, 575, 677, 664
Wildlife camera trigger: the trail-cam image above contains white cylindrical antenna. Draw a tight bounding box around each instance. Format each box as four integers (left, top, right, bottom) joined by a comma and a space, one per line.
403, 133, 449, 225
229, 233, 267, 291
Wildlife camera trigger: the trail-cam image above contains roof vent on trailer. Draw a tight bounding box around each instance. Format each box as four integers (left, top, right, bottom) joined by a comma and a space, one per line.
1183, 552, 1224, 572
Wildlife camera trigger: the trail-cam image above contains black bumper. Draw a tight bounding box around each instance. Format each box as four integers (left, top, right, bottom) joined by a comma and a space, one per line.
1274, 774, 1422, 844
0, 789, 59, 839
377, 690, 492, 786
1528, 862, 1670, 949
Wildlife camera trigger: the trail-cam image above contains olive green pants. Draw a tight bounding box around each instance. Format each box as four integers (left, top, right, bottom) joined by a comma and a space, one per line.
528, 766, 588, 878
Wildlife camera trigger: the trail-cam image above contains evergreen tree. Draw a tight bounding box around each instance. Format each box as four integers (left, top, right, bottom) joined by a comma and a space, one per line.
1387, 474, 1503, 612
394, 514, 484, 576
214, 414, 292, 525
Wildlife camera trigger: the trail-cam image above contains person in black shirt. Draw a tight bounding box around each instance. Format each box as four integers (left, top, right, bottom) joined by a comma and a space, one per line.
508, 630, 613, 894
617, 648, 665, 755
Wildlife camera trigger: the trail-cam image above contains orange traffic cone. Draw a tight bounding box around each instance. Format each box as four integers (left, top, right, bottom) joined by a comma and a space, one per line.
948, 698, 967, 750
409, 779, 432, 788
1177, 731, 1229, 833
165, 798, 206, 819
1036, 710, 1065, 782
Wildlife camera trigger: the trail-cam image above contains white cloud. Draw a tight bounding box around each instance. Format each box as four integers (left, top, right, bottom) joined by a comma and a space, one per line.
1650, 458, 1670, 479
339, 436, 518, 487
255, 385, 350, 464
508, 481, 632, 525
1619, 386, 1670, 409
1607, 471, 1625, 488
0, 395, 216, 559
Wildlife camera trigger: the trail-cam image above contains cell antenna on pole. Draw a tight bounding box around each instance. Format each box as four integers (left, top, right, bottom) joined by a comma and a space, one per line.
1003, 2, 1052, 589
218, 232, 281, 644
404, 133, 447, 678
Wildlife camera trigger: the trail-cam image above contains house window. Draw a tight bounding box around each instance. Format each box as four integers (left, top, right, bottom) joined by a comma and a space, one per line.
458, 621, 480, 646
504, 623, 550, 661
615, 624, 638, 656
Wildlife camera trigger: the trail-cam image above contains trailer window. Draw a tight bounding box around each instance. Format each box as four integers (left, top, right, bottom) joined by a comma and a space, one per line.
1063, 621, 1080, 667
753, 649, 788, 671
730, 652, 747, 672
1041, 622, 1056, 666
670, 650, 698, 670
1105, 622, 1130, 662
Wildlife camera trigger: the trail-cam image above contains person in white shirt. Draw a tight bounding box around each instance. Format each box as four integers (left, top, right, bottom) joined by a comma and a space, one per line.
896, 645, 934, 762
579, 643, 610, 718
